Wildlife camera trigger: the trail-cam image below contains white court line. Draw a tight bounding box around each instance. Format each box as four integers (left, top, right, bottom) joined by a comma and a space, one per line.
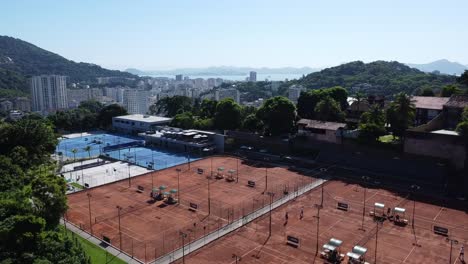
433, 207, 445, 221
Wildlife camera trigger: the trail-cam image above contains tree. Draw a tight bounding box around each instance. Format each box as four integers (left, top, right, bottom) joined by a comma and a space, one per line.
97, 104, 128, 128
214, 98, 242, 130
314, 96, 345, 122
170, 112, 195, 129
83, 146, 92, 158
257, 96, 296, 135
456, 107, 468, 194
78, 100, 103, 114
354, 91, 366, 112
297, 86, 348, 118
194, 118, 214, 130
242, 114, 263, 132
441, 84, 462, 97
386, 92, 415, 138
71, 148, 78, 161
419, 87, 435, 96
198, 99, 218, 118
358, 105, 386, 142
457, 70, 468, 87
149, 96, 193, 117
0, 155, 26, 192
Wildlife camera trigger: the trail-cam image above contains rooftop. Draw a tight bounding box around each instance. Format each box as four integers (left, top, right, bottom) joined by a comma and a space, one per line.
113, 114, 172, 123
412, 96, 450, 110
298, 119, 346, 130
444, 94, 468, 109
430, 129, 459, 136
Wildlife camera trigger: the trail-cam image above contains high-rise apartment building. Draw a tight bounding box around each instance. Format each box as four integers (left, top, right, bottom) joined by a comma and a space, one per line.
175, 74, 183, 81
31, 75, 68, 112
124, 89, 149, 114
215, 88, 240, 104
249, 71, 257, 82
288, 84, 306, 103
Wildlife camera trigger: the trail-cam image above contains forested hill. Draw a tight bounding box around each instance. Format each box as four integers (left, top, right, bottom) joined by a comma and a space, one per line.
291, 61, 457, 96
0, 36, 137, 92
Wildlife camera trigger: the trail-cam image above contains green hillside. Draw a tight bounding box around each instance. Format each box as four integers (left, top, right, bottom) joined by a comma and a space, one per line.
289, 60, 457, 96
0, 36, 137, 93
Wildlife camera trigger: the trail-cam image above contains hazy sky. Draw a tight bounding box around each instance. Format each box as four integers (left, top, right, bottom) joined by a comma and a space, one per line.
1, 0, 467, 70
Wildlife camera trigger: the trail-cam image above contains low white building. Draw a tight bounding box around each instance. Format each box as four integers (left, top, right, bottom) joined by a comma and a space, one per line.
112, 114, 172, 134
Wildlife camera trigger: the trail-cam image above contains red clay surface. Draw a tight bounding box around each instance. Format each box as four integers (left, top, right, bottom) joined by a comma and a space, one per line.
66, 156, 315, 263
184, 180, 468, 264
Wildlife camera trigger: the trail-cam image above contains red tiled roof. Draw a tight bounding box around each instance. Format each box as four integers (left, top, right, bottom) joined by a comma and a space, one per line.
444, 95, 468, 109
412, 96, 450, 110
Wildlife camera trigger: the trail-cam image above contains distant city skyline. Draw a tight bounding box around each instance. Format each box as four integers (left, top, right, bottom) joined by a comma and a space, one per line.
1, 0, 467, 70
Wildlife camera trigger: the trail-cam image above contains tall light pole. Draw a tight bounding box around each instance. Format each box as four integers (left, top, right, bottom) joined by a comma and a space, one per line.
410, 184, 420, 229
360, 176, 370, 231
446, 237, 458, 264
208, 176, 211, 215
87, 193, 93, 235
314, 203, 321, 256
232, 254, 241, 263
116, 205, 122, 250
176, 168, 181, 204
375, 221, 381, 264
180, 231, 187, 264
267, 192, 275, 238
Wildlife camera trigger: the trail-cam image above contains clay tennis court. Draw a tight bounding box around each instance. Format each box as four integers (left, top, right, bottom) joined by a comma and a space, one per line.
184, 179, 468, 264
65, 156, 316, 263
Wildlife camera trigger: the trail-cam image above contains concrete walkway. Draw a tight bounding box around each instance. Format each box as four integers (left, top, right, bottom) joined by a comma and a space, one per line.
151, 178, 327, 264
61, 219, 143, 264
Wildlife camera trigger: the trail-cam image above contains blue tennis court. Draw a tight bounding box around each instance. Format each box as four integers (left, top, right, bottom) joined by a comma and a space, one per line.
105, 146, 201, 170
56, 133, 139, 159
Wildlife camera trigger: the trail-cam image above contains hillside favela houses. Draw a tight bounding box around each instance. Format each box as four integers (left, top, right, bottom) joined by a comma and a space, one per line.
404, 95, 468, 169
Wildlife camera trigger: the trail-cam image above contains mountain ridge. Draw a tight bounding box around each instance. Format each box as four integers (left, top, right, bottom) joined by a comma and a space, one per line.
406, 59, 467, 75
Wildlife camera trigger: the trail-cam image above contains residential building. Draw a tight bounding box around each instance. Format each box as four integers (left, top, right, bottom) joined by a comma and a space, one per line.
112, 114, 172, 134
0, 100, 13, 112
412, 96, 450, 126
249, 71, 257, 82
288, 84, 306, 104
8, 110, 24, 121
123, 89, 150, 114
31, 75, 68, 113
214, 88, 240, 103
175, 74, 183, 81
297, 119, 346, 144
346, 95, 386, 124
13, 97, 31, 112
443, 95, 468, 129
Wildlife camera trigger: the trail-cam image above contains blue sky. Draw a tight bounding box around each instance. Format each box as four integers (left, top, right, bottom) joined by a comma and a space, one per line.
1, 0, 467, 70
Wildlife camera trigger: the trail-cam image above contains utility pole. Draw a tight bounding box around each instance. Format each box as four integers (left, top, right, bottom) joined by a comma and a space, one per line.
375, 221, 380, 264
267, 192, 275, 238
176, 168, 181, 204
314, 203, 321, 256
263, 167, 268, 194
87, 193, 93, 235
410, 185, 420, 229
208, 177, 211, 215
116, 205, 122, 250
127, 162, 131, 187
232, 254, 241, 263
180, 232, 187, 264
360, 176, 370, 231
446, 237, 458, 264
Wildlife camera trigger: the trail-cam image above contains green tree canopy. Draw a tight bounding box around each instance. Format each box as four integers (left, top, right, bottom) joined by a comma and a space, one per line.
257, 96, 296, 135
149, 96, 193, 117
198, 99, 218, 118
419, 87, 435, 96
214, 98, 242, 130
297, 86, 348, 118
97, 103, 128, 128
242, 114, 263, 132
314, 96, 345, 122
386, 92, 415, 138
358, 105, 386, 142
457, 70, 468, 87
78, 100, 104, 114
441, 84, 462, 97
171, 112, 196, 129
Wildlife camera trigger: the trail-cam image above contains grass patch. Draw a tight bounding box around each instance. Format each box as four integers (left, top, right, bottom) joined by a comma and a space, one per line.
70, 182, 84, 190
378, 135, 399, 143
63, 227, 126, 264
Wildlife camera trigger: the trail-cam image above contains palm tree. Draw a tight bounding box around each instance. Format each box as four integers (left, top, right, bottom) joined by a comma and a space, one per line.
386, 93, 415, 140
354, 91, 366, 113
71, 148, 78, 161
84, 146, 92, 159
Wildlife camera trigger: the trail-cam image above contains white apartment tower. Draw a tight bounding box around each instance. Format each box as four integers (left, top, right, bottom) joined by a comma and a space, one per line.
124, 89, 149, 114
31, 75, 68, 112
288, 84, 306, 104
